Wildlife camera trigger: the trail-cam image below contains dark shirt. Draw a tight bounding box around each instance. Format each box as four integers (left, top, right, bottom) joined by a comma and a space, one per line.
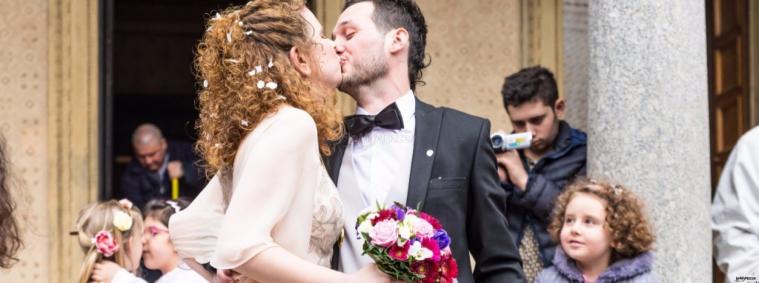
120, 140, 205, 210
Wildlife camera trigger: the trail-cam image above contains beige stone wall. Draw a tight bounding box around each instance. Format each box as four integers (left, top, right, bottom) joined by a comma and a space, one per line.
0, 0, 50, 281
415, 0, 521, 133
1, 0, 99, 281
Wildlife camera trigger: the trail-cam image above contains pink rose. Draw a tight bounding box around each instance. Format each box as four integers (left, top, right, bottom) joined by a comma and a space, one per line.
94, 230, 119, 257
413, 220, 435, 238
369, 219, 399, 248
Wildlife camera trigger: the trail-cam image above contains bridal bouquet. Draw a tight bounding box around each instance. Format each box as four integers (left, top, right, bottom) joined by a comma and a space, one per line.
356, 203, 458, 283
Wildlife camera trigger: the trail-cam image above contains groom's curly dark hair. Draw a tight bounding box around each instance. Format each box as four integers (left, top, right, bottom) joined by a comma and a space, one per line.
344, 0, 429, 91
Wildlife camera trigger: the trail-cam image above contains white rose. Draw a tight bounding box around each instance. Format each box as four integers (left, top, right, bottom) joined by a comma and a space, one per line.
113, 210, 133, 232
357, 220, 373, 237
403, 214, 421, 227
408, 241, 432, 261
398, 224, 413, 242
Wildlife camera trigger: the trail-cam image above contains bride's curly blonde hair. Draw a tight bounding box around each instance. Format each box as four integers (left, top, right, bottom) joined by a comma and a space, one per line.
196, 0, 343, 176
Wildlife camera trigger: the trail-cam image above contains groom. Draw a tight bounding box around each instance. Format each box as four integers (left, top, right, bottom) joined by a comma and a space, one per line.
327, 1, 524, 282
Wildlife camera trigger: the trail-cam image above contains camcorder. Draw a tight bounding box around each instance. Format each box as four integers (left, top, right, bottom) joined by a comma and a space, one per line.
490, 132, 532, 153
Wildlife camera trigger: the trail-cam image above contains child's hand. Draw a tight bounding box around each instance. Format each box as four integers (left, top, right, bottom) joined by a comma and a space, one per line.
91, 260, 123, 282
211, 269, 237, 283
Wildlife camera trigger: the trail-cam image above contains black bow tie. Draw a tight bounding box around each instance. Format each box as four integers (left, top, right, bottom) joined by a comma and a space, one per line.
344, 103, 405, 139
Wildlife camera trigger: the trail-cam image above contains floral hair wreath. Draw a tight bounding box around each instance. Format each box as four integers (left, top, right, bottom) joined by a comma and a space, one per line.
91, 199, 134, 257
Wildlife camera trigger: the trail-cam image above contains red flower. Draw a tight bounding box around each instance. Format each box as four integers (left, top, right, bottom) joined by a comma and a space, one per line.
421, 237, 441, 262
411, 260, 439, 283
418, 212, 442, 230
439, 255, 459, 282
372, 209, 397, 225
388, 242, 410, 261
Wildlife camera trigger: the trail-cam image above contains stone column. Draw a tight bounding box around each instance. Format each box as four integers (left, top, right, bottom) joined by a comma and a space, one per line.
587, 1, 711, 281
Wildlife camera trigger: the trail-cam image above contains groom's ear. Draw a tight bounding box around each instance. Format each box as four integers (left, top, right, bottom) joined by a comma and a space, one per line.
289, 46, 312, 76
388, 27, 409, 54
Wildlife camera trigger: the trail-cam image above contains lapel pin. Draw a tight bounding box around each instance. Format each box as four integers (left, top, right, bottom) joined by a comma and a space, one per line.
426, 149, 434, 157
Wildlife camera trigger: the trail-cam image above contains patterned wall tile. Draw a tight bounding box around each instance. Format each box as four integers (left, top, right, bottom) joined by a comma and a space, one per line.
0, 0, 49, 281
416, 0, 521, 133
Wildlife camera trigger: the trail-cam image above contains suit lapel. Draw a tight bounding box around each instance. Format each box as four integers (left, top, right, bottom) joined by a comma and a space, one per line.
326, 135, 348, 183
406, 99, 442, 210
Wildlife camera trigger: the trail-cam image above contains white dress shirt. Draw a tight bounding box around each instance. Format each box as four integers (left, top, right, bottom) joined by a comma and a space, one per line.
337, 91, 416, 273
349, 91, 415, 207
712, 126, 759, 280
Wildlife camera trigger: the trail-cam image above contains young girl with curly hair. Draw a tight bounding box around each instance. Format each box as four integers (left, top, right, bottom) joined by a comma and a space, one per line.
73, 199, 145, 283
536, 179, 658, 283
168, 0, 392, 282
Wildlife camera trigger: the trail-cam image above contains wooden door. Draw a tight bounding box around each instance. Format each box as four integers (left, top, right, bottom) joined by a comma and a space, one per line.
708, 0, 750, 189
707, 0, 750, 282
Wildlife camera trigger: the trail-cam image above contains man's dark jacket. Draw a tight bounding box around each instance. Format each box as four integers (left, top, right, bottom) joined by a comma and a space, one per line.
502, 121, 587, 266
327, 98, 525, 283
121, 140, 205, 210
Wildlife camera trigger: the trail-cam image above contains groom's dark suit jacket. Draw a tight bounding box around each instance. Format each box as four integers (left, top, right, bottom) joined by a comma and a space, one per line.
327, 98, 525, 283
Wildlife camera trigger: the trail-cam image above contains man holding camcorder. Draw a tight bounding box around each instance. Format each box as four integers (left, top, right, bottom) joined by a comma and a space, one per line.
494, 66, 588, 282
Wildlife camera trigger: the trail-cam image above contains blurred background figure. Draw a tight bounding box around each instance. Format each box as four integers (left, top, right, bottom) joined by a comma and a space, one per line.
712, 126, 759, 281
121, 123, 205, 210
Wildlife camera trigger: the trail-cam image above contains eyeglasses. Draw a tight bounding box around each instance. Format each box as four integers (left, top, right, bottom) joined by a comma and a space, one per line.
143, 225, 169, 238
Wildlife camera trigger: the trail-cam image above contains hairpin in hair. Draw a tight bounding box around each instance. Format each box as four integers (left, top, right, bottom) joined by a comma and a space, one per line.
93, 230, 119, 257
118, 199, 133, 210
612, 184, 623, 195
166, 200, 182, 213
113, 210, 133, 232
248, 65, 263, 76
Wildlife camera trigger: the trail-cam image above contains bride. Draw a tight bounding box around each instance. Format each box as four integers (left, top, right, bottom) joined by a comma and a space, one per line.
168, 1, 393, 282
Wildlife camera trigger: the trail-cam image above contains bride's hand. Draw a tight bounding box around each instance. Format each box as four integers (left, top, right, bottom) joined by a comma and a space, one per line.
349, 264, 402, 283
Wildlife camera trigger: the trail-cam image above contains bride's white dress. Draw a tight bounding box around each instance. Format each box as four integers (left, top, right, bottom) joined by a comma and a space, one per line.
169, 106, 344, 282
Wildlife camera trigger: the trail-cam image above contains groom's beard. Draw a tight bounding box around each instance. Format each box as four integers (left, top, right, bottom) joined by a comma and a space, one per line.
338, 52, 388, 95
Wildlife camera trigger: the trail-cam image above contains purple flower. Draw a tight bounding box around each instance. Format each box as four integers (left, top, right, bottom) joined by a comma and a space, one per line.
433, 229, 450, 249
393, 206, 406, 221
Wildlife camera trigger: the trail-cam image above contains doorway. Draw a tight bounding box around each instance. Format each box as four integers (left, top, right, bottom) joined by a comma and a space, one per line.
102, 0, 248, 200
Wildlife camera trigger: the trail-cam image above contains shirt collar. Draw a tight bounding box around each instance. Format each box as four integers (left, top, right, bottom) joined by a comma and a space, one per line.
355, 90, 416, 121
